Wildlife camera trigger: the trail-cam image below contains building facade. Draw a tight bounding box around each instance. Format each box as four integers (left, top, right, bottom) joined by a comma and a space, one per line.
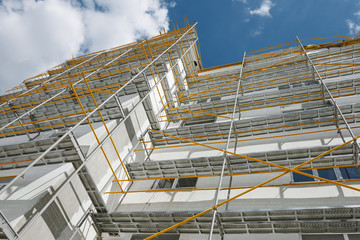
0, 23, 360, 240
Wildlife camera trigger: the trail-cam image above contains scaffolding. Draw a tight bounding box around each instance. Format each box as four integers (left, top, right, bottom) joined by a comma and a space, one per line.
1, 21, 360, 240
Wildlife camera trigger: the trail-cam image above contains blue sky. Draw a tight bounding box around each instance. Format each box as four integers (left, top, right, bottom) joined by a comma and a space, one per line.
0, 0, 359, 92
168, 0, 358, 68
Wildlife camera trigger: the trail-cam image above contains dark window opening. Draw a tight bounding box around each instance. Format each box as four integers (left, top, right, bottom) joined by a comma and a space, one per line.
318, 169, 337, 180
176, 177, 198, 188
302, 234, 344, 240
349, 234, 360, 240
278, 84, 290, 90
153, 179, 174, 189
0, 177, 14, 191
305, 80, 318, 85
339, 167, 360, 180
293, 170, 314, 182
152, 178, 198, 189
183, 116, 216, 126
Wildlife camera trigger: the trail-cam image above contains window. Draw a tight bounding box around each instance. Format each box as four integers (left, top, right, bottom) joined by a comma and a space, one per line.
339, 167, 360, 180
176, 177, 198, 188
293, 170, 314, 182
0, 177, 14, 191
293, 167, 360, 183
302, 234, 344, 240
305, 80, 318, 86
152, 178, 198, 189
349, 234, 360, 240
318, 169, 337, 180
152, 179, 175, 189
183, 116, 216, 126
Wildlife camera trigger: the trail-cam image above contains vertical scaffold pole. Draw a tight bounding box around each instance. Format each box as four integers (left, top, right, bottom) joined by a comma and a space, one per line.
296, 36, 360, 164
208, 52, 247, 240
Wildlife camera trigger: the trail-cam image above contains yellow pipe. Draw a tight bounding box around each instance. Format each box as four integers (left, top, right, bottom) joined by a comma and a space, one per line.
107, 178, 360, 194
142, 116, 360, 144
160, 29, 184, 99
161, 84, 359, 121
137, 126, 357, 152
141, 42, 170, 121
177, 53, 303, 102
82, 74, 131, 180
145, 40, 174, 115
167, 106, 232, 119
113, 164, 360, 183
144, 132, 360, 239
149, 128, 360, 190
69, 83, 124, 193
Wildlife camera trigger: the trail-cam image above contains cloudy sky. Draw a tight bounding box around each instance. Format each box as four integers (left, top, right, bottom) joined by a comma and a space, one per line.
0, 0, 359, 92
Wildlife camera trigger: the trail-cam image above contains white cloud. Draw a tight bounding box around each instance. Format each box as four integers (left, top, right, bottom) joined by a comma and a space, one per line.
346, 8, 360, 35
251, 26, 264, 37
0, 0, 171, 93
168, 1, 176, 8
249, 0, 275, 17
347, 19, 360, 35
232, 0, 247, 3
252, 30, 262, 36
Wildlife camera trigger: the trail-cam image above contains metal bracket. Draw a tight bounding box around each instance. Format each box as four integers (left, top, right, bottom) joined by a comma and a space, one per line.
215, 212, 225, 239
8, 102, 40, 141
0, 210, 18, 240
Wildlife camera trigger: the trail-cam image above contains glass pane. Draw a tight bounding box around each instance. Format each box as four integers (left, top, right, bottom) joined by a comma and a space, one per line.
0, 178, 12, 184
340, 167, 360, 180
339, 167, 348, 179
318, 169, 337, 180
293, 170, 314, 182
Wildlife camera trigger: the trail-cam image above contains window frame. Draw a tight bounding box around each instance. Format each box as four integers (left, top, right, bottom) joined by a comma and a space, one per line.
291, 166, 360, 184
292, 169, 316, 183
152, 177, 198, 190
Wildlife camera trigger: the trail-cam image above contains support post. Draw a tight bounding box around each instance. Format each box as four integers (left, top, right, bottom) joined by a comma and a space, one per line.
208, 52, 247, 240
